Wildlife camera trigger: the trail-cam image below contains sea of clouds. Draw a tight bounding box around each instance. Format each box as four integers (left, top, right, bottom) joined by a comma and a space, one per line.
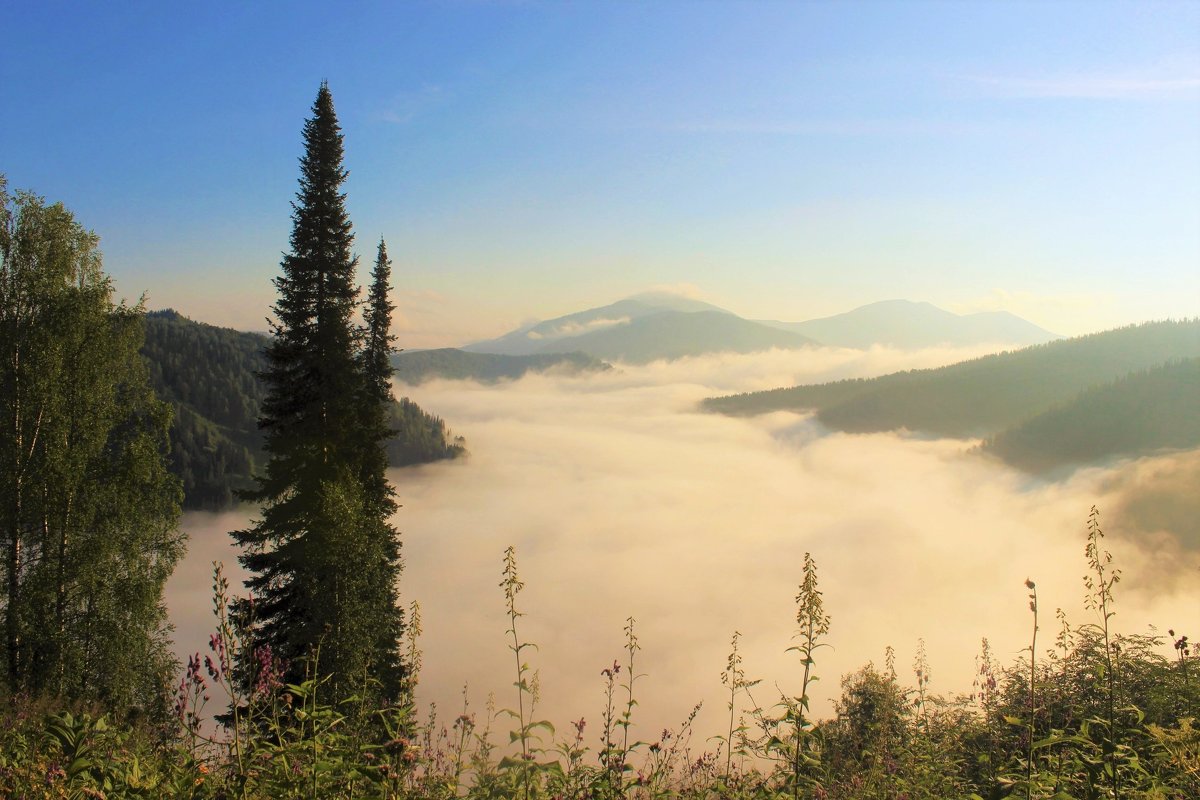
167, 344, 1200, 749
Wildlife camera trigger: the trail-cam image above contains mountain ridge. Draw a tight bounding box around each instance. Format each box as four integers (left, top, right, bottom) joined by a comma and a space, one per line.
980, 357, 1200, 474
465, 293, 1061, 360
755, 299, 1061, 349
703, 319, 1200, 437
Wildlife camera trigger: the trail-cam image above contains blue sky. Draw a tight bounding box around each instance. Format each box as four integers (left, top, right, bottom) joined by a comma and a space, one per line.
3, 1, 1197, 345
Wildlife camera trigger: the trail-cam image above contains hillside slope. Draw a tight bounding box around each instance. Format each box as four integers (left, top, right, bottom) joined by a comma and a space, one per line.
538, 309, 816, 362
462, 295, 726, 356
463, 294, 815, 360
393, 348, 610, 384
982, 358, 1200, 473
143, 310, 464, 510
703, 319, 1200, 438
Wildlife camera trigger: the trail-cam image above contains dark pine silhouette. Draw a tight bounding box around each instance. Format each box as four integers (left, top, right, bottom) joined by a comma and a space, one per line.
231, 84, 406, 701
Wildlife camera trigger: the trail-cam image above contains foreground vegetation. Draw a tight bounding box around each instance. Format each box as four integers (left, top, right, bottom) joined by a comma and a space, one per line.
1, 508, 1197, 799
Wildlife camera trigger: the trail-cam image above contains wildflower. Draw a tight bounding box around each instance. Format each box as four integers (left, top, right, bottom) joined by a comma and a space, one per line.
204, 654, 220, 681
45, 763, 66, 786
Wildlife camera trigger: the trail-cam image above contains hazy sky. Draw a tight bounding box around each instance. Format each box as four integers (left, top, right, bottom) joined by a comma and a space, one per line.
4, 1, 1198, 344
169, 348, 1200, 743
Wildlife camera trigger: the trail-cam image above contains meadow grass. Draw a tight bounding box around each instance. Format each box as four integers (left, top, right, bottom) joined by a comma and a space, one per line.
2, 507, 1198, 799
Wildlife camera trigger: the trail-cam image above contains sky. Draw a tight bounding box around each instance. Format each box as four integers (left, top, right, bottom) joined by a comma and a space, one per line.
3, 1, 1198, 345
168, 348, 1200, 742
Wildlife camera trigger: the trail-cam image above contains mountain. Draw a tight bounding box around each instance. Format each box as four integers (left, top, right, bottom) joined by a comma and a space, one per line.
757, 299, 1060, 349
703, 319, 1200, 439
392, 348, 611, 384
142, 310, 465, 510
539, 309, 815, 362
466, 294, 1057, 361
464, 293, 815, 362
463, 293, 730, 357
981, 358, 1200, 474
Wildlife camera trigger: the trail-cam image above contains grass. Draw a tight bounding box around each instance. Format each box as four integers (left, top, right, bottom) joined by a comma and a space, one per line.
2, 507, 1199, 799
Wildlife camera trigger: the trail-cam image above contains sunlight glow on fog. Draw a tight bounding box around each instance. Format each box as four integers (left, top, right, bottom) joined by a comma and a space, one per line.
167, 346, 1200, 748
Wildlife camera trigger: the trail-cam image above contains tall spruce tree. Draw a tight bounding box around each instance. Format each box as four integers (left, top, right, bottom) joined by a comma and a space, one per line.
233, 84, 405, 700
0, 177, 183, 713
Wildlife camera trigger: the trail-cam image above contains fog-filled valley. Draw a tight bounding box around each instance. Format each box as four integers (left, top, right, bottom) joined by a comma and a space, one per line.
168, 344, 1200, 741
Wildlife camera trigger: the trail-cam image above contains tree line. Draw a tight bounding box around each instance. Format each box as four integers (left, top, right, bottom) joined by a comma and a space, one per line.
702, 319, 1200, 449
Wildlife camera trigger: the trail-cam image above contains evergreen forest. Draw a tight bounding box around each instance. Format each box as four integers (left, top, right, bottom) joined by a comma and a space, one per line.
704, 321, 1200, 474
142, 309, 465, 510
2, 85, 1199, 800
391, 347, 610, 385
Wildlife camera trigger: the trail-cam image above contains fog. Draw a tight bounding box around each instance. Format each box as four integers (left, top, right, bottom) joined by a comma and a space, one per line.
167, 344, 1200, 748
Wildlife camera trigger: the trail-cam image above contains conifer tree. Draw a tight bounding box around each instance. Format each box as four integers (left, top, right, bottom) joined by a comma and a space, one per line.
233, 84, 405, 701
356, 238, 404, 691
362, 239, 397, 403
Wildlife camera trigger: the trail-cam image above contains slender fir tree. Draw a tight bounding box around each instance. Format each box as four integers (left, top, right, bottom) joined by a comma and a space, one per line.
356, 238, 404, 692
233, 84, 404, 701
362, 239, 397, 403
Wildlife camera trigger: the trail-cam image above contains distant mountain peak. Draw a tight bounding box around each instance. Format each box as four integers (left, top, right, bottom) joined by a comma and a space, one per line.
622, 291, 729, 314
757, 299, 1060, 349
525, 314, 633, 342
464, 293, 1059, 358
462, 293, 811, 360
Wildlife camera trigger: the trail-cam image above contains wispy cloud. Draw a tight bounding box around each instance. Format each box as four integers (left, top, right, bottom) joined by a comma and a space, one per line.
946, 289, 1117, 335
662, 118, 998, 137
376, 84, 447, 125
527, 316, 630, 340
967, 69, 1200, 100
398, 288, 449, 309
643, 282, 708, 300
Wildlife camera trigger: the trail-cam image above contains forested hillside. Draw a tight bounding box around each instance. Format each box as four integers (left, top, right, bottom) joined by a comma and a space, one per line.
393, 347, 610, 384
982, 357, 1200, 473
142, 310, 464, 509
141, 310, 266, 509
703, 320, 1200, 438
